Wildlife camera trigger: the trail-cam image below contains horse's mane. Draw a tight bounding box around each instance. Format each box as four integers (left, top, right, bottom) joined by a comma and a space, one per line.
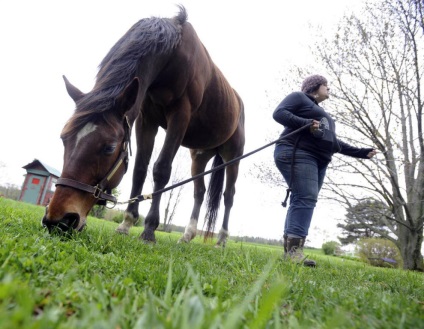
63, 6, 188, 138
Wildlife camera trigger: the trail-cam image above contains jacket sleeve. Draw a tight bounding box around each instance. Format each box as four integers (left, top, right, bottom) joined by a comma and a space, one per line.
273, 92, 312, 128
337, 139, 373, 159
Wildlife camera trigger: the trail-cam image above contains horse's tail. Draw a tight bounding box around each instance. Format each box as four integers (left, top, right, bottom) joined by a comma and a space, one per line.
204, 154, 224, 241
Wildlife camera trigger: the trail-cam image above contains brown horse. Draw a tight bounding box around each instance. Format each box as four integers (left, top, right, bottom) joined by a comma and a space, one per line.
42, 6, 245, 246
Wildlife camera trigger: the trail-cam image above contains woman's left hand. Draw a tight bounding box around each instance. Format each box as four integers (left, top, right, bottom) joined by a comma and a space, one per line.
367, 149, 377, 158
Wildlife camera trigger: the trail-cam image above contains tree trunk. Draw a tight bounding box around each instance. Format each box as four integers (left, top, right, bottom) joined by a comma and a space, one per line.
398, 225, 424, 271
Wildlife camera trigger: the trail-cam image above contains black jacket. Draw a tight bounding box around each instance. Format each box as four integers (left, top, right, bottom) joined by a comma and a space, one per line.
273, 91, 373, 163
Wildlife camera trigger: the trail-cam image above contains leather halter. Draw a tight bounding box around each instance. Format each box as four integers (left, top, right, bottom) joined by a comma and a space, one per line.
55, 117, 132, 206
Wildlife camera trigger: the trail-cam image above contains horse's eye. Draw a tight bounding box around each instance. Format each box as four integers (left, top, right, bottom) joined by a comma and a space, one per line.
103, 145, 117, 155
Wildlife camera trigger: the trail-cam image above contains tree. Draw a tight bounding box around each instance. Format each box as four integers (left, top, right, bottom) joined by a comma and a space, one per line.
0, 162, 21, 200
89, 188, 120, 218
357, 237, 403, 268
0, 183, 21, 201
161, 158, 186, 232
337, 199, 394, 245
322, 241, 341, 255
309, 0, 424, 270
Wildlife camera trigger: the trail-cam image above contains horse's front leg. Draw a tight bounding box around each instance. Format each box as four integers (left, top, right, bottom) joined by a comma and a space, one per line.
116, 116, 157, 235
141, 107, 190, 243
179, 149, 215, 243
140, 149, 179, 243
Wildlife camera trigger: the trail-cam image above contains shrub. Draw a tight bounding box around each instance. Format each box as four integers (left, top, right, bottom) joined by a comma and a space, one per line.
322, 241, 341, 255
111, 214, 124, 224
102, 208, 145, 226
339, 255, 364, 263
89, 205, 106, 218
357, 238, 402, 268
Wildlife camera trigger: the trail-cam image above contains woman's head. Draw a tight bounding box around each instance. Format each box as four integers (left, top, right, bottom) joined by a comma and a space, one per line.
301, 75, 329, 103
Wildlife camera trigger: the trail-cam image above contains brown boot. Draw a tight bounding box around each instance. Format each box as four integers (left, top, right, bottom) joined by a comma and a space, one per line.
286, 237, 316, 267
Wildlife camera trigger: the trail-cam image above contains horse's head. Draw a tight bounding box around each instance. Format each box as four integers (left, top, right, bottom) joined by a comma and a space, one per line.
42, 76, 139, 233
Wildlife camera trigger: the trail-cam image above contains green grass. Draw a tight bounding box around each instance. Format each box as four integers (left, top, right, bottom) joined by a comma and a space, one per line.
0, 198, 423, 328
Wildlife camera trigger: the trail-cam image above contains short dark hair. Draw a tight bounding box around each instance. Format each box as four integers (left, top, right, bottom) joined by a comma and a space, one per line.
301, 75, 328, 94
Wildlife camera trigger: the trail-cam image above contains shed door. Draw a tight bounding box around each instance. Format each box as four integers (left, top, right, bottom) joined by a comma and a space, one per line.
23, 175, 46, 204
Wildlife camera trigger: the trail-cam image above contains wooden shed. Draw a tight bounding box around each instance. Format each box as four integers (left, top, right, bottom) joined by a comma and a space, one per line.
19, 159, 61, 206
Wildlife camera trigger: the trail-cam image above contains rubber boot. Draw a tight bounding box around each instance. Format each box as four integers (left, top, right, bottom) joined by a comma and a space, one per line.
283, 234, 288, 254
286, 237, 316, 267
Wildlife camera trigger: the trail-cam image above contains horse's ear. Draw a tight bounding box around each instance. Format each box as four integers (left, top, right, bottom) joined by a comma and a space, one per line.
116, 77, 139, 115
63, 75, 84, 102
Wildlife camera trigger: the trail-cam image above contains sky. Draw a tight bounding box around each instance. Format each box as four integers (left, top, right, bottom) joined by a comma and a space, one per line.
0, 0, 367, 247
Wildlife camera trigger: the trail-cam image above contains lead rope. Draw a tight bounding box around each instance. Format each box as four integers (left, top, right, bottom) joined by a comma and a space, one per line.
116, 122, 313, 206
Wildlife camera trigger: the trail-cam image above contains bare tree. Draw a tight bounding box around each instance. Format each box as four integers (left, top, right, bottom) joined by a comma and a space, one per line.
309, 0, 424, 270
253, 0, 423, 271
161, 153, 187, 231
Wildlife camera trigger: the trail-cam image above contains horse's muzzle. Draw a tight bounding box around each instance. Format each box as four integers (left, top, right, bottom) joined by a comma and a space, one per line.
42, 212, 81, 233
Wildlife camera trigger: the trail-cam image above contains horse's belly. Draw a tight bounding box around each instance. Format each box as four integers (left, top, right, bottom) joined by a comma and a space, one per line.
182, 119, 238, 149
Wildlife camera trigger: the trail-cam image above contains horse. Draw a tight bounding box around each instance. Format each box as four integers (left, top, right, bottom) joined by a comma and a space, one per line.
42, 5, 245, 246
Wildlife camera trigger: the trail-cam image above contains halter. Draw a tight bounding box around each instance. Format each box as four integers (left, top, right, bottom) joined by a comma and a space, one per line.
55, 117, 132, 207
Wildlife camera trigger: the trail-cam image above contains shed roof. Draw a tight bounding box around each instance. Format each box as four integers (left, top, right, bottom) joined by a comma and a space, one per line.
23, 159, 61, 177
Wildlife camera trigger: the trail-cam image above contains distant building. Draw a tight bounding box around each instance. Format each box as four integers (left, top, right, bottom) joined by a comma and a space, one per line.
19, 159, 61, 206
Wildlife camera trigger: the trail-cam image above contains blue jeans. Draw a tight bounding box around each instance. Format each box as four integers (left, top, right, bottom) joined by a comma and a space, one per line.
274, 144, 328, 238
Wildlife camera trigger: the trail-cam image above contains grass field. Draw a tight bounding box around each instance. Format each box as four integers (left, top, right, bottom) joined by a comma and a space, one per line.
1, 198, 423, 328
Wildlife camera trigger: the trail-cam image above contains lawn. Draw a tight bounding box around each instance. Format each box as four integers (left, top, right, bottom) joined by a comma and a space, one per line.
0, 198, 423, 328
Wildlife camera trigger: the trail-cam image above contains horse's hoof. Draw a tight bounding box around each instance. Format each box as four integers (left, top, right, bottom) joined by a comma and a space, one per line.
140, 237, 156, 244
177, 237, 189, 244
141, 239, 156, 245
140, 231, 156, 244
116, 220, 134, 235
115, 227, 129, 235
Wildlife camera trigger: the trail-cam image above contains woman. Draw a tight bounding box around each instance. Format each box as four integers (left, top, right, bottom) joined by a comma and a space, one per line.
273, 75, 376, 267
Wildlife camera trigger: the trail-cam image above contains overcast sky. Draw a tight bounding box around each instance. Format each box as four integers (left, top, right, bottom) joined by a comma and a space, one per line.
0, 0, 367, 246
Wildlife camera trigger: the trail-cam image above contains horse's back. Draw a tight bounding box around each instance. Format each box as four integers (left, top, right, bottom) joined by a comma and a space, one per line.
144, 19, 243, 150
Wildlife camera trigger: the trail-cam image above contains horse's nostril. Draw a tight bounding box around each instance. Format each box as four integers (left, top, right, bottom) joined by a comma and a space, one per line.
41, 216, 53, 233
59, 213, 80, 231
42, 213, 80, 233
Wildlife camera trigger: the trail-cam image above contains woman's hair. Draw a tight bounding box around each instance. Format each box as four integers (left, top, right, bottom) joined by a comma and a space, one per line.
301, 75, 327, 94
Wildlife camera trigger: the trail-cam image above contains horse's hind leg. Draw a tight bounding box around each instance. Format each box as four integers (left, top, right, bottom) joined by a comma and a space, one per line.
179, 149, 215, 243
215, 160, 240, 247
216, 117, 245, 247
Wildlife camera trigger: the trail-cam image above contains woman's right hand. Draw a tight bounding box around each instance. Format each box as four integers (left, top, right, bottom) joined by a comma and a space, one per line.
310, 120, 321, 133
